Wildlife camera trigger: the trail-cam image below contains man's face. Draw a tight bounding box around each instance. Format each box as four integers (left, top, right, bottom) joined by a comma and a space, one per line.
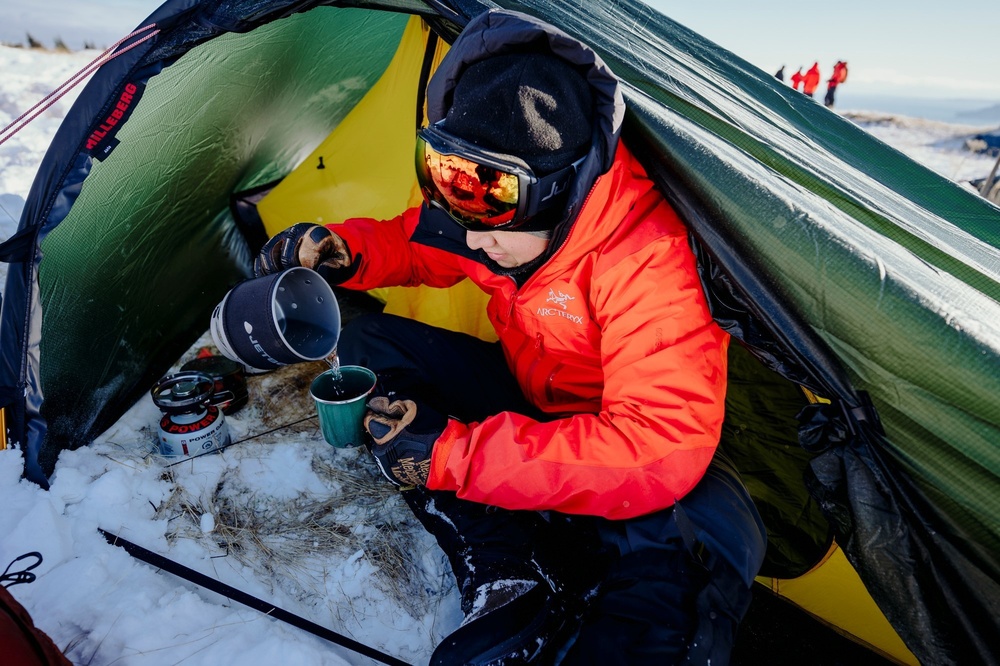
465, 229, 549, 268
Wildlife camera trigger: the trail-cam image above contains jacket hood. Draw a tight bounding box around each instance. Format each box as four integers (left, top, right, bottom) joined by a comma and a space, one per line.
427, 9, 626, 229
427, 9, 625, 281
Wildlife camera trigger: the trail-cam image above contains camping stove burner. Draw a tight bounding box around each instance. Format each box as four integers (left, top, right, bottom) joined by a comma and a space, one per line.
150, 371, 232, 458
151, 371, 217, 414
180, 355, 248, 415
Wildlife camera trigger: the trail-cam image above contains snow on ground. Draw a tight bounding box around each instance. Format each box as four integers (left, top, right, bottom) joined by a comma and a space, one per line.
1, 44, 998, 666
841, 109, 998, 184
0, 47, 96, 200
1, 45, 458, 666
1, 329, 460, 666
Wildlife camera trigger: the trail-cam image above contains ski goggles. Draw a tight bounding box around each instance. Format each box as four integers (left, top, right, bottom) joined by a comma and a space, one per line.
415, 122, 585, 232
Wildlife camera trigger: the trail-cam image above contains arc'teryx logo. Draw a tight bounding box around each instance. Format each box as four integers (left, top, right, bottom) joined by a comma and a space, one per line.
538, 288, 584, 324
546, 288, 575, 310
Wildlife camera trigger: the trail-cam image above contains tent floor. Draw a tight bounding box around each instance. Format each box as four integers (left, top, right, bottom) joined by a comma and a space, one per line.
734, 584, 896, 665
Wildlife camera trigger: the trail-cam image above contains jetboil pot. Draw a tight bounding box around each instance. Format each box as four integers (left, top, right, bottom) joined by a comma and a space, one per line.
150, 371, 232, 459
210, 266, 341, 372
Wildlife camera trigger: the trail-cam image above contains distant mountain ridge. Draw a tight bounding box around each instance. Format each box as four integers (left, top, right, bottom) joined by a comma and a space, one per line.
837, 93, 1000, 124
957, 103, 1000, 124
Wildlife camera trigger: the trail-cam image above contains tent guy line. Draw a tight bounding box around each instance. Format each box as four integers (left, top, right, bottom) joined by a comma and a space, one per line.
164, 414, 317, 467
0, 24, 160, 148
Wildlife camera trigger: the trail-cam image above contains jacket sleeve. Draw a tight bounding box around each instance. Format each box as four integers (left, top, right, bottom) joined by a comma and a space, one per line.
330, 206, 468, 290
428, 204, 728, 520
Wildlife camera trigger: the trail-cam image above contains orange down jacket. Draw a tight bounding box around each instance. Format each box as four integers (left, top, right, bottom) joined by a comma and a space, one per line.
333, 142, 729, 520
803, 63, 821, 94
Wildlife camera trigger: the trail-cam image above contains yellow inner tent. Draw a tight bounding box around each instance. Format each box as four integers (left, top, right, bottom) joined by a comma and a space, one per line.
257, 16, 496, 342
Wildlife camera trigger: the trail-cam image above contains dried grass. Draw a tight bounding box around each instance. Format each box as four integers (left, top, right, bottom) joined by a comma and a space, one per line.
140, 334, 450, 626
156, 445, 437, 620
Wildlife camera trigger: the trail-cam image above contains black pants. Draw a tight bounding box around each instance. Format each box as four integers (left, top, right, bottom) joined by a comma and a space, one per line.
339, 313, 767, 665
824, 85, 838, 107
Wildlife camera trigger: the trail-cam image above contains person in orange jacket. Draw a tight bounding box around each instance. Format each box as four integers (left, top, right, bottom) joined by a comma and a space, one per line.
790, 65, 805, 91
803, 62, 821, 97
837, 60, 849, 84
824, 60, 849, 107
256, 9, 765, 665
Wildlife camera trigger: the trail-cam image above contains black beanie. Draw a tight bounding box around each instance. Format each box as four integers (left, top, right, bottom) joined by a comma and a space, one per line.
445, 53, 594, 175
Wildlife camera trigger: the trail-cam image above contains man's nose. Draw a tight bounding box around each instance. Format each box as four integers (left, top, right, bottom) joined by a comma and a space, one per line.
466, 231, 494, 250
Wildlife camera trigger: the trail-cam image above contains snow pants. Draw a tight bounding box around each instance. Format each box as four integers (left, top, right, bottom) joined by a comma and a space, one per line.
339, 313, 767, 665
824, 83, 838, 107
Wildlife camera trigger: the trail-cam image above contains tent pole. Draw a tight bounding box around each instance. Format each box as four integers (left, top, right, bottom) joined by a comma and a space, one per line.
980, 150, 1000, 198
100, 529, 412, 666
0, 407, 6, 450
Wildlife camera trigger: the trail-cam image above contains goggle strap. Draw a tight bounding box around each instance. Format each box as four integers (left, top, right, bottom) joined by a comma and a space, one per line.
525, 157, 585, 216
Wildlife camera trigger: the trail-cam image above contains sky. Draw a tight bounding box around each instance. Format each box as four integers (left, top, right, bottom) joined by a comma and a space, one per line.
646, 0, 1000, 100
1, 26, 997, 666
0, 0, 163, 49
2, 0, 1000, 103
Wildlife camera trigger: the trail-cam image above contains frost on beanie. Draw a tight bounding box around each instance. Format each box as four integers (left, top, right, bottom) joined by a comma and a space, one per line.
444, 53, 593, 175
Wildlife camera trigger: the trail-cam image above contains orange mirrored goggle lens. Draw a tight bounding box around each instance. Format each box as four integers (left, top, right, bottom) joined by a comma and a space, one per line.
417, 138, 521, 227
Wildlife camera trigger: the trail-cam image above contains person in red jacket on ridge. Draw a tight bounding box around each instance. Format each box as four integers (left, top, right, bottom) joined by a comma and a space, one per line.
824, 60, 849, 107
255, 9, 766, 665
790, 66, 805, 91
803, 61, 821, 97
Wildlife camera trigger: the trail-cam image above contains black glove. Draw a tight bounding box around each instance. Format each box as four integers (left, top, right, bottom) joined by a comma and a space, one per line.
254, 222, 356, 281
364, 395, 448, 487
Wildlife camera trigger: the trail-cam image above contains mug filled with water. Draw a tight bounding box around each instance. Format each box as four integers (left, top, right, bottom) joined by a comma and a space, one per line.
310, 360, 378, 448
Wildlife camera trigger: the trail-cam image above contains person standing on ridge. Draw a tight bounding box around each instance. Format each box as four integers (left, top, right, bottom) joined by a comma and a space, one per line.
824, 60, 849, 107
774, 65, 785, 81
790, 66, 805, 91
803, 62, 821, 97
255, 8, 766, 665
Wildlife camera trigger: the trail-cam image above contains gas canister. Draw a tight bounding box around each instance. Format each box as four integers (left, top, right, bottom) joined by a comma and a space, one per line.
150, 371, 232, 459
